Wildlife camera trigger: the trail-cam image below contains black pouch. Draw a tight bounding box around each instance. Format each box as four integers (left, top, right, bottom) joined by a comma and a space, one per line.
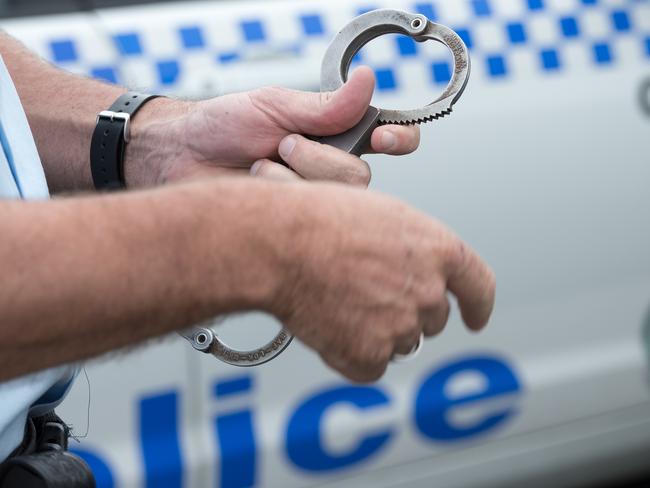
0, 451, 95, 488
0, 412, 95, 488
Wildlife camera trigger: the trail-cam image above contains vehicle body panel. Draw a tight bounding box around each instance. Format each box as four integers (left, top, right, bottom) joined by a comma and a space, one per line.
1, 0, 648, 486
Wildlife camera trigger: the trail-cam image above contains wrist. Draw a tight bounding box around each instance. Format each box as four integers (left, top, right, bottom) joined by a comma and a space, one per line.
123, 97, 194, 188
191, 178, 304, 313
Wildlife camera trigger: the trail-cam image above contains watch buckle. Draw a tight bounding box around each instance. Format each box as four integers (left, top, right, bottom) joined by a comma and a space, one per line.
96, 110, 132, 143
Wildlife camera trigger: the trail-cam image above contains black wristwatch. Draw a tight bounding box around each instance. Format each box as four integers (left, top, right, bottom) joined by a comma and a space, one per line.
90, 91, 160, 190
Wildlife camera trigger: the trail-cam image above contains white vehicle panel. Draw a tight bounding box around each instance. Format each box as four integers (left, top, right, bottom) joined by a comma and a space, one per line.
1, 0, 648, 486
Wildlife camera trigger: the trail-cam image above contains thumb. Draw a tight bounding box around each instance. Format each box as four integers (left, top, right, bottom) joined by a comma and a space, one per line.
273, 66, 375, 136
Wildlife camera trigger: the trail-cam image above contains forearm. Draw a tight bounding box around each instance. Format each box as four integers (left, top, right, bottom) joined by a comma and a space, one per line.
0, 32, 188, 192
0, 178, 292, 380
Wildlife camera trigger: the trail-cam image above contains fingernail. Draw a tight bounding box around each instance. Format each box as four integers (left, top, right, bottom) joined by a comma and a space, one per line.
381, 131, 397, 151
279, 136, 297, 160
250, 160, 264, 176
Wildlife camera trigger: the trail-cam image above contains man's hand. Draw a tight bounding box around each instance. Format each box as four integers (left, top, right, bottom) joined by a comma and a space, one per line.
0, 175, 493, 382
0, 33, 416, 192
127, 67, 419, 187
269, 182, 496, 383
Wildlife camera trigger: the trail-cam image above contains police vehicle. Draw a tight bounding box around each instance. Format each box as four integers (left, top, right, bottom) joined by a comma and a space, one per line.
1, 0, 649, 486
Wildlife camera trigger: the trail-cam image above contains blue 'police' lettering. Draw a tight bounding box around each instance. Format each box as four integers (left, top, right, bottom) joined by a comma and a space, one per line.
285, 385, 393, 472
414, 355, 521, 441
140, 391, 183, 488
214, 376, 256, 488
78, 353, 521, 484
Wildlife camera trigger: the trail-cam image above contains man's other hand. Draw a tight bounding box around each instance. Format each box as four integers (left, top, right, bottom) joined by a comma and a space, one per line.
267, 183, 496, 383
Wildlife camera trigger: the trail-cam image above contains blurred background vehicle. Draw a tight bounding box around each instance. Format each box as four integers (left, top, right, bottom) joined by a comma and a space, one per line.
1, 0, 649, 487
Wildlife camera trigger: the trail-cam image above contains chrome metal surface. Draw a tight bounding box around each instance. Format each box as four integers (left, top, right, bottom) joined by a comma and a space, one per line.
180, 322, 293, 366
321, 8, 471, 125
391, 332, 424, 363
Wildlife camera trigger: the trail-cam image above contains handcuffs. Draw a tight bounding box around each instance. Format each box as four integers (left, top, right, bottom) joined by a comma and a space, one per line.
181, 8, 471, 367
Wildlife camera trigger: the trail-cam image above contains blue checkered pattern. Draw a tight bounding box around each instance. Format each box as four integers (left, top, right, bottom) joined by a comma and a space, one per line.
41, 0, 650, 93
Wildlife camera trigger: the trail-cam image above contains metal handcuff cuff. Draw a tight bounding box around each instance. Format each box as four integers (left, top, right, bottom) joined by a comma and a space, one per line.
180, 8, 471, 367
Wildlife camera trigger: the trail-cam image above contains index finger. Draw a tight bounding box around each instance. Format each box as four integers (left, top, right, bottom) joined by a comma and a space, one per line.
444, 238, 496, 331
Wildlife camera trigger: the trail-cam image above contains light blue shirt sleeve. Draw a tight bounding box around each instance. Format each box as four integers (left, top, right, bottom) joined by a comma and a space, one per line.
0, 55, 76, 461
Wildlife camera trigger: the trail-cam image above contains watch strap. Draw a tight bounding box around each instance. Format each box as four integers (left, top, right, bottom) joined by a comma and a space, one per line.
90, 92, 160, 190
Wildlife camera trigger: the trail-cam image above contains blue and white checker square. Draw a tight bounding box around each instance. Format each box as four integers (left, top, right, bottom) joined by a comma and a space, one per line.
506, 22, 527, 44
241, 20, 266, 42
300, 14, 326, 36
559, 16, 580, 38
540, 48, 561, 71
611, 10, 631, 32
179, 26, 205, 49
592, 42, 613, 65
486, 55, 507, 78
431, 61, 452, 84
90, 66, 119, 84
113, 33, 143, 56
49, 39, 78, 63
156, 60, 180, 86
374, 67, 397, 90
471, 0, 492, 18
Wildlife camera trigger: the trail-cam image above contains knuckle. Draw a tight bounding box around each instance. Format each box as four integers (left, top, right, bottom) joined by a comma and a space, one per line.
321, 352, 361, 381
354, 340, 392, 370
430, 297, 449, 318
249, 87, 294, 125
395, 310, 419, 339
443, 238, 468, 274
349, 352, 377, 373
262, 85, 290, 98
398, 329, 422, 351
419, 279, 446, 305
348, 367, 384, 384
348, 161, 371, 186
250, 86, 278, 107
366, 365, 388, 382
356, 359, 389, 383
400, 307, 420, 337
421, 299, 450, 337
423, 317, 447, 337
319, 91, 347, 129
323, 153, 371, 186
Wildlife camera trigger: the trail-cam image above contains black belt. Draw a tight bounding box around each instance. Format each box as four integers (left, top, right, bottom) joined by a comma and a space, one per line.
0, 411, 95, 488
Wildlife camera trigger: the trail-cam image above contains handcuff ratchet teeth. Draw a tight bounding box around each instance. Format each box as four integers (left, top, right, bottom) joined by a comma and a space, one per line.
316, 8, 471, 155
181, 8, 470, 367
